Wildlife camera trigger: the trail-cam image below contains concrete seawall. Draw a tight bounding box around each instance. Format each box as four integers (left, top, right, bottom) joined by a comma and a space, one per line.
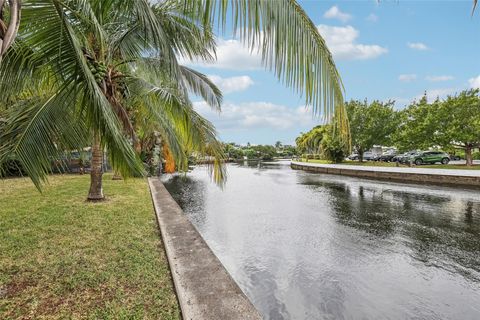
291, 162, 480, 188
148, 178, 262, 320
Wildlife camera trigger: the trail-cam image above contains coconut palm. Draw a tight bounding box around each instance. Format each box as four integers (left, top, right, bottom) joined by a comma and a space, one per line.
1, 0, 351, 200
0, 0, 226, 200
296, 125, 327, 155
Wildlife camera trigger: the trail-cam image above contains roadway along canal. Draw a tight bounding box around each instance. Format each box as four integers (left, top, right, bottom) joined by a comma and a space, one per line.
163, 160, 480, 320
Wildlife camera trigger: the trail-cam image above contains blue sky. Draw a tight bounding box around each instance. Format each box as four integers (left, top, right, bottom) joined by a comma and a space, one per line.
186, 1, 480, 145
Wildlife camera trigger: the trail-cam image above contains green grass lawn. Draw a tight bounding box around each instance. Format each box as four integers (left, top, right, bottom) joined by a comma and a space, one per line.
0, 174, 180, 320
299, 159, 480, 170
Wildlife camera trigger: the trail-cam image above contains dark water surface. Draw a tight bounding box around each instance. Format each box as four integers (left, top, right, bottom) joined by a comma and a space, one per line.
163, 161, 480, 320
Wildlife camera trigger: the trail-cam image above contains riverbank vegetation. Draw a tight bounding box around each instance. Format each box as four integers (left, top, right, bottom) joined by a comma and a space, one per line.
297, 89, 480, 166
0, 175, 180, 319
222, 142, 296, 161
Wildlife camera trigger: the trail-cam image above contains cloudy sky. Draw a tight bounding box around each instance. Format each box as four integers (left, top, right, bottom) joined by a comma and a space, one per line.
184, 1, 480, 145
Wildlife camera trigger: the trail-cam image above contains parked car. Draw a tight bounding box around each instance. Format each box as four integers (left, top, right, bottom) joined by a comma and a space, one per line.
348, 153, 359, 160
363, 152, 380, 161
409, 151, 450, 165
378, 151, 397, 162
391, 154, 402, 162
449, 154, 462, 161
393, 151, 418, 164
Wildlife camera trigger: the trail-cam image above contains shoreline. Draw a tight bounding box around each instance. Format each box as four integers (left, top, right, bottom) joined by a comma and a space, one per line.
148, 178, 262, 320
291, 161, 480, 188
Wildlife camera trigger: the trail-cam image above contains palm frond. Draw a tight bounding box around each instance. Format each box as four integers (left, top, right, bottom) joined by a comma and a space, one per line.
179, 65, 222, 111
0, 89, 89, 188
182, 0, 346, 135
127, 75, 225, 184
2, 0, 145, 185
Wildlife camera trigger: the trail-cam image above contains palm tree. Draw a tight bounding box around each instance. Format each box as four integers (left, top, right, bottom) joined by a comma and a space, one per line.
0, 0, 225, 200
1, 0, 352, 200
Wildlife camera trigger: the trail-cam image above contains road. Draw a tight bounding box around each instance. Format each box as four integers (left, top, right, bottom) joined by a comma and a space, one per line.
292, 161, 480, 177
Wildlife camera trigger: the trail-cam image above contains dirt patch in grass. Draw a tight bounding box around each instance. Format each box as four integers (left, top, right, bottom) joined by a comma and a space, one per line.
0, 174, 180, 319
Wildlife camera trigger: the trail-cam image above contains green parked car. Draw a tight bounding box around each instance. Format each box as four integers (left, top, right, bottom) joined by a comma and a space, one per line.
410, 151, 450, 165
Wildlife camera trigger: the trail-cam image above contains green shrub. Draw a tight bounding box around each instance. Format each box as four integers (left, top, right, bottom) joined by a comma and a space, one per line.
1, 158, 26, 177
321, 127, 348, 163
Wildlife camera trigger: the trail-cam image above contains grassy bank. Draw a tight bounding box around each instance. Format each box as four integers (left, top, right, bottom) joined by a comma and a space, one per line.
299, 159, 480, 170
0, 175, 180, 319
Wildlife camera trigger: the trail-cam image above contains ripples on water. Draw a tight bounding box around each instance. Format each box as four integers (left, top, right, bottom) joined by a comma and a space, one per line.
163, 161, 480, 320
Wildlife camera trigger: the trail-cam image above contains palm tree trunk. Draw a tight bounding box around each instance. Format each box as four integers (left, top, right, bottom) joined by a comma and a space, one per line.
0, 0, 21, 61
87, 133, 104, 200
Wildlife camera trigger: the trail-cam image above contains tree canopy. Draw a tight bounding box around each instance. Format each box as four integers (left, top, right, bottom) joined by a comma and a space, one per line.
297, 89, 480, 166
346, 99, 399, 161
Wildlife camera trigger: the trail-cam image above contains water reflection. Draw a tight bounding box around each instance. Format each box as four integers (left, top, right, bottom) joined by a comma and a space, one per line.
299, 176, 480, 282
164, 162, 480, 320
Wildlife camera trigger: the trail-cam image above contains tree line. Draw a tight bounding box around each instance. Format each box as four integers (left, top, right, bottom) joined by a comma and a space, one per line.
222, 142, 296, 161
296, 89, 480, 165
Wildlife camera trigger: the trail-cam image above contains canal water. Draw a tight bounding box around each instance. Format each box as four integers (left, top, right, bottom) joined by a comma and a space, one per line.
163, 161, 480, 320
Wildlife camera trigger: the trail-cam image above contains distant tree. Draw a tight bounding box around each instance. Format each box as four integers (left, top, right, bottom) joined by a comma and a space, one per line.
244, 148, 256, 159
281, 145, 297, 157
392, 94, 438, 152
320, 124, 348, 163
435, 89, 480, 166
295, 125, 327, 154
346, 99, 399, 161
275, 141, 282, 149
252, 145, 276, 160
223, 143, 243, 160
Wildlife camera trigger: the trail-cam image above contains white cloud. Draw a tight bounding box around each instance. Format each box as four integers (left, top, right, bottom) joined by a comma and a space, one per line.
469, 75, 480, 89
183, 24, 386, 69
182, 39, 262, 71
398, 74, 417, 82
425, 75, 454, 82
317, 24, 388, 60
407, 42, 429, 51
208, 75, 254, 94
366, 13, 378, 22
194, 101, 318, 131
323, 6, 352, 23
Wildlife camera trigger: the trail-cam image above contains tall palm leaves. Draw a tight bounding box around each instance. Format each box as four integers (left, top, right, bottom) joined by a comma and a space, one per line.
296, 126, 327, 154
1, 0, 350, 196
183, 0, 347, 133
0, 0, 226, 195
